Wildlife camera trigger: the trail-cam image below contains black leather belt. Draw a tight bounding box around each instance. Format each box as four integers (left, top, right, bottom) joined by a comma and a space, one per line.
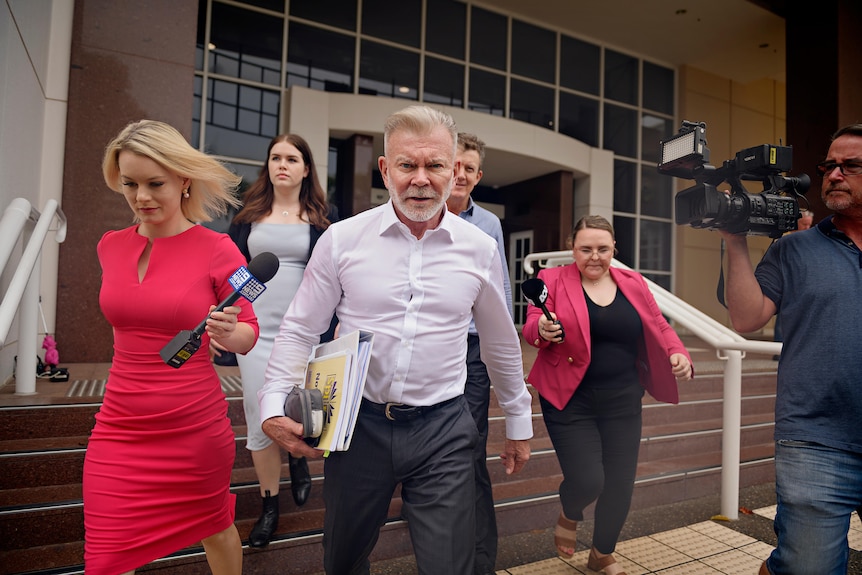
361, 396, 461, 422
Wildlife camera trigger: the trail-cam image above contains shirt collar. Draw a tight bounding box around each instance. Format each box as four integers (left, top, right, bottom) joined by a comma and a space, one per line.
378, 199, 455, 241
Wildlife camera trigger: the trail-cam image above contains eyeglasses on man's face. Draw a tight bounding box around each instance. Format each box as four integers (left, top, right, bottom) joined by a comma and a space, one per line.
816, 161, 862, 176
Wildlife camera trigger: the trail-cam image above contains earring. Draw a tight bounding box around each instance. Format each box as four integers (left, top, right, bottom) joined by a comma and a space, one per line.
182, 188, 190, 198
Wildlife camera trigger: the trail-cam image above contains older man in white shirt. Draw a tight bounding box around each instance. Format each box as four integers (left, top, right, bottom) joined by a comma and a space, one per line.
259, 105, 532, 575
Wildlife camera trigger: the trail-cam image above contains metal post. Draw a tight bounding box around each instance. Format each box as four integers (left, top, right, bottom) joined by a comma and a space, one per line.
720, 349, 743, 520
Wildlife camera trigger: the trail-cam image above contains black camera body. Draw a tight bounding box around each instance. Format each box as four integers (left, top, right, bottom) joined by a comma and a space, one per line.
658, 122, 810, 238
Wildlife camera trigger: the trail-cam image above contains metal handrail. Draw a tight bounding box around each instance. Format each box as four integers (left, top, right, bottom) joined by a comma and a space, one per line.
0, 198, 67, 395
523, 250, 780, 521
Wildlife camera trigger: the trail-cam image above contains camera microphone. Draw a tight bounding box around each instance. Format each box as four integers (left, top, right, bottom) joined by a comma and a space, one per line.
159, 252, 279, 368
521, 277, 565, 342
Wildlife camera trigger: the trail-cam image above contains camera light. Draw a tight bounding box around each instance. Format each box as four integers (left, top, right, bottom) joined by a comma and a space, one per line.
658, 124, 709, 176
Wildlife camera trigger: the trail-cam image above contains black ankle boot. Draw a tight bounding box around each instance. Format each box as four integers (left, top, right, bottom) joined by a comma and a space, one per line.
289, 453, 312, 507
248, 489, 279, 548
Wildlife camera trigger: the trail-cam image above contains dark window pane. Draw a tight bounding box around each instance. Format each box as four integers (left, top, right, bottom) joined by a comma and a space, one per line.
603, 104, 637, 158
640, 219, 671, 271
560, 35, 599, 94
424, 56, 464, 107
287, 23, 354, 93
510, 79, 554, 129
613, 160, 637, 213
605, 49, 638, 105
426, 0, 465, 59
468, 68, 505, 116
290, 0, 357, 31
362, 0, 420, 47
512, 20, 555, 83
192, 75, 202, 148
559, 92, 598, 146
205, 80, 278, 160
642, 114, 674, 164
470, 6, 507, 71
196, 0, 207, 71
359, 40, 418, 99
644, 61, 674, 115
209, 2, 282, 85
234, 0, 284, 11
613, 215, 635, 267
643, 272, 671, 290
641, 165, 672, 218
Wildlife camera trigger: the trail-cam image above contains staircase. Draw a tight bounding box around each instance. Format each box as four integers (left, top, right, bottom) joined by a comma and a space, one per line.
0, 343, 777, 575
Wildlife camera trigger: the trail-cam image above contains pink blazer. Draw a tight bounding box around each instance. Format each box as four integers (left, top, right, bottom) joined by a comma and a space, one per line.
522, 265, 691, 411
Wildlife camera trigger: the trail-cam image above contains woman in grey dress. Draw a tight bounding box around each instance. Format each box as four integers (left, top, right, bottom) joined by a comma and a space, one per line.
226, 134, 337, 548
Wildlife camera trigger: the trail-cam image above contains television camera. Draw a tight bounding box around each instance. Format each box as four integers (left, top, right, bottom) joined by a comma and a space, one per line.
658, 121, 810, 238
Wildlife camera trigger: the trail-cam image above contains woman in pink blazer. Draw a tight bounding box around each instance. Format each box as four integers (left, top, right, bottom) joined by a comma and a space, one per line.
523, 215, 693, 575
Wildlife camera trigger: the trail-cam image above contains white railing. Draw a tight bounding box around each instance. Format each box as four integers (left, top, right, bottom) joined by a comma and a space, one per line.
523, 250, 780, 521
0, 198, 67, 395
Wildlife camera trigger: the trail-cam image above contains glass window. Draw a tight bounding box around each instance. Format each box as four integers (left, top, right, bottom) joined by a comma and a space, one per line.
290, 0, 357, 31
192, 75, 202, 148
640, 219, 671, 271
195, 0, 207, 71
643, 61, 674, 115
613, 160, 637, 213
605, 49, 638, 105
641, 114, 673, 164
205, 79, 279, 160
559, 92, 598, 146
287, 22, 354, 93
511, 20, 555, 84
359, 40, 418, 99
468, 68, 505, 116
643, 272, 671, 290
613, 215, 635, 267
208, 2, 282, 85
362, 0, 421, 48
234, 0, 284, 11
641, 165, 672, 218
470, 6, 507, 71
560, 35, 600, 95
426, 0, 465, 59
510, 79, 554, 129
424, 56, 464, 107
603, 103, 637, 158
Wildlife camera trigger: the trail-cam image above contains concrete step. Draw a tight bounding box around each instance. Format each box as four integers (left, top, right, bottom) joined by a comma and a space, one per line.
0, 365, 777, 574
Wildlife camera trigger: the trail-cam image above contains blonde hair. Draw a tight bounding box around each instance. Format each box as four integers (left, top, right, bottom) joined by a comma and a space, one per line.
383, 105, 458, 159
102, 120, 241, 223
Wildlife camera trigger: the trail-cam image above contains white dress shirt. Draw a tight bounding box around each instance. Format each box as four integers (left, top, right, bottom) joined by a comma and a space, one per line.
259, 201, 533, 440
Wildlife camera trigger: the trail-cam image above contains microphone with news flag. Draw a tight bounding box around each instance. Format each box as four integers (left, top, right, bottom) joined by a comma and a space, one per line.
159, 251, 279, 368
521, 277, 565, 342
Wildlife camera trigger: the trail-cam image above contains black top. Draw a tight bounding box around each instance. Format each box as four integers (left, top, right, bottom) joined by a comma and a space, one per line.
580, 288, 642, 389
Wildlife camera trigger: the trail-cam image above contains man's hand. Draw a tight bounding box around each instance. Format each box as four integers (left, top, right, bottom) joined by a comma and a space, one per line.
499, 438, 531, 475
261, 416, 324, 459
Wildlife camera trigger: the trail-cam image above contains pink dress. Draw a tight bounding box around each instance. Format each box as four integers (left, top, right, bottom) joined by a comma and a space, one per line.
83, 225, 259, 574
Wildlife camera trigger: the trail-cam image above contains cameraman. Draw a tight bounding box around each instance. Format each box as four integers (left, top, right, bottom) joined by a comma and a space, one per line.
720, 124, 862, 575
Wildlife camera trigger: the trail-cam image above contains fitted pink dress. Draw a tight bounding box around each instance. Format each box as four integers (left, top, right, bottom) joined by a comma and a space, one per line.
83, 225, 258, 574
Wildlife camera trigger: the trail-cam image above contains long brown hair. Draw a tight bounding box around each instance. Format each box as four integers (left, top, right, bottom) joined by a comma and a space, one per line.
233, 134, 331, 229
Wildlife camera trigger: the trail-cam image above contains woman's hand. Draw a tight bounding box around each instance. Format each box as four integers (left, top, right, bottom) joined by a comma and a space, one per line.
205, 304, 256, 354
669, 353, 693, 381
538, 313, 563, 342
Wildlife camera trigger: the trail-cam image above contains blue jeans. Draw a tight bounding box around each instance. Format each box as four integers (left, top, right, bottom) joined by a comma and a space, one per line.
766, 440, 862, 575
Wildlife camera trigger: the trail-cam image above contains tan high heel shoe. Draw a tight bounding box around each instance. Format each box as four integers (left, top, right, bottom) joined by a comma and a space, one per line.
554, 513, 578, 559
587, 546, 628, 574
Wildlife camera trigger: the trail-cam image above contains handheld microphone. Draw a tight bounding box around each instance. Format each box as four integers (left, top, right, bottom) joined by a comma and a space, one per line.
521, 277, 565, 342
159, 252, 279, 368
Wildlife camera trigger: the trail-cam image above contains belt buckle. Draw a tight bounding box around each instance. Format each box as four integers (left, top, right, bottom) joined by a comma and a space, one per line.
384, 402, 404, 421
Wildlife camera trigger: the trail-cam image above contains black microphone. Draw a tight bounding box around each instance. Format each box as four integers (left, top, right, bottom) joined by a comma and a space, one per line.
159, 252, 279, 368
521, 277, 565, 342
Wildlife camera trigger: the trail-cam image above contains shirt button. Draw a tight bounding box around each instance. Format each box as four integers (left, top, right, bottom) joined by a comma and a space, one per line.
567, 357, 574, 363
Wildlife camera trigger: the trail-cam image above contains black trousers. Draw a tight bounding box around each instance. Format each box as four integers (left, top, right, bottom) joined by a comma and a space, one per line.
322, 395, 478, 575
464, 334, 498, 574
540, 383, 643, 554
